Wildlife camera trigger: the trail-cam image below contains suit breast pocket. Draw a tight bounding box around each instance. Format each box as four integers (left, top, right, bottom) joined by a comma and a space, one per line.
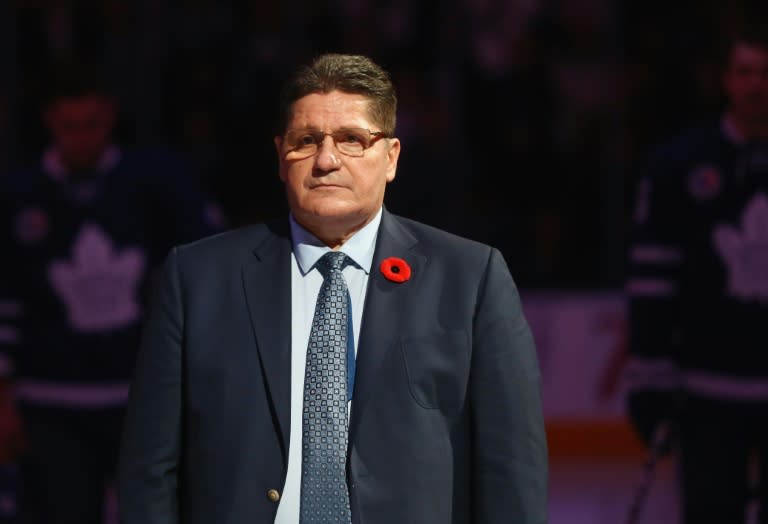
400, 330, 471, 415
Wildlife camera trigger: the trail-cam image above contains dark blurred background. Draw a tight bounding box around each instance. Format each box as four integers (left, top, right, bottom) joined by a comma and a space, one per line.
0, 0, 756, 287
4, 2, 768, 522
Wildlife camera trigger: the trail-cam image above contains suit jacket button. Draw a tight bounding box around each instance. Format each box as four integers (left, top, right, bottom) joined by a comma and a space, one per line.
267, 489, 281, 502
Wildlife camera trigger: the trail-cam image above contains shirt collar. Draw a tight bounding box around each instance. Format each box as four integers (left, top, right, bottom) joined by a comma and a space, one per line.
42, 145, 121, 182
289, 207, 382, 276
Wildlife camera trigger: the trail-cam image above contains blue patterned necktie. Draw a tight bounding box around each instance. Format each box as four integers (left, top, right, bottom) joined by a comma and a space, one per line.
300, 251, 352, 524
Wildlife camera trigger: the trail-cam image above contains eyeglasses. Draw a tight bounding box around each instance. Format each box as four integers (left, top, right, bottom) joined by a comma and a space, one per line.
282, 128, 388, 159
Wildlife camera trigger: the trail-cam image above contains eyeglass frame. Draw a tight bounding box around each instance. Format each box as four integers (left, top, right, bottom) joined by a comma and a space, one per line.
281, 128, 390, 159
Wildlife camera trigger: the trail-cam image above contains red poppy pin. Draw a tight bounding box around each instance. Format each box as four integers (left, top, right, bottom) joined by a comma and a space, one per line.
380, 257, 411, 283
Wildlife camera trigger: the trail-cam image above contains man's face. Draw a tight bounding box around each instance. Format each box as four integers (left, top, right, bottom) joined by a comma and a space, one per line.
723, 43, 768, 126
45, 94, 116, 171
275, 91, 400, 243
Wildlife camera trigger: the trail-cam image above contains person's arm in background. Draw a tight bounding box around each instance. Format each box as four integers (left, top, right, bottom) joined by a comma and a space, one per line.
118, 248, 184, 524
470, 248, 548, 523
0, 294, 24, 464
0, 181, 25, 464
625, 147, 684, 448
0, 193, 26, 463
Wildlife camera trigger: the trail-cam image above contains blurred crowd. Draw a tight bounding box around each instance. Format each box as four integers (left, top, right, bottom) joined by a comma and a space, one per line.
2, 1, 768, 522
0, 0, 730, 289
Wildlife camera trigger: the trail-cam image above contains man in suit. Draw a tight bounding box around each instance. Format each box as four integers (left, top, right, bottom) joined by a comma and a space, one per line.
118, 53, 547, 524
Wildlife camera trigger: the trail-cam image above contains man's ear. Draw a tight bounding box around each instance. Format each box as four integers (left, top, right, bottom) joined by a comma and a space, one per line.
274, 136, 287, 182
385, 138, 400, 183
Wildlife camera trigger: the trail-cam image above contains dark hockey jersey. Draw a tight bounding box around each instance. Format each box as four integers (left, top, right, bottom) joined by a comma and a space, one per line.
0, 147, 219, 406
626, 117, 768, 400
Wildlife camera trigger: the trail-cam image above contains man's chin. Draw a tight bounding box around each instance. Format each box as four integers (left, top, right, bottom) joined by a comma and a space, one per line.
295, 205, 371, 234
308, 210, 365, 227
301, 199, 359, 219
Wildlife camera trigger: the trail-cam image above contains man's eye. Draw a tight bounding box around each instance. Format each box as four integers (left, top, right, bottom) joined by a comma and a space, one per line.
340, 132, 365, 144
298, 134, 318, 146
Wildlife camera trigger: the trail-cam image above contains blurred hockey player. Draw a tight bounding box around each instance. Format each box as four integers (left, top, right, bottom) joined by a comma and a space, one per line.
0, 59, 220, 523
625, 23, 768, 524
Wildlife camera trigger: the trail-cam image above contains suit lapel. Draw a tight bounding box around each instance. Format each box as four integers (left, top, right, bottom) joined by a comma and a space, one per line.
241, 221, 293, 459
349, 211, 425, 443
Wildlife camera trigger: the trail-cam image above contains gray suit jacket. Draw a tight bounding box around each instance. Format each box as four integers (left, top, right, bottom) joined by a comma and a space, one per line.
118, 210, 548, 523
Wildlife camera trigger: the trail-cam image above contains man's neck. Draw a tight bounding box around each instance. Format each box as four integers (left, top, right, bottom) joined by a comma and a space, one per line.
295, 215, 375, 250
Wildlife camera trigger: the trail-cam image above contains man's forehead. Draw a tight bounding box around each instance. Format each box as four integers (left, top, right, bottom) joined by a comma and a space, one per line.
290, 92, 372, 121
50, 95, 112, 112
729, 43, 768, 65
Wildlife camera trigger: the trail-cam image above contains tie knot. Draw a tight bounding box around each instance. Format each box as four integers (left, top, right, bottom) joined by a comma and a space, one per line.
316, 251, 349, 278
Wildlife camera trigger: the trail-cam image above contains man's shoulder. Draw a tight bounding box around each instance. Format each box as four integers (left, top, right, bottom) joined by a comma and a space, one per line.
1, 165, 46, 196
388, 213, 494, 262
387, 213, 517, 294
646, 117, 728, 167
114, 147, 199, 190
118, 146, 186, 171
171, 220, 287, 268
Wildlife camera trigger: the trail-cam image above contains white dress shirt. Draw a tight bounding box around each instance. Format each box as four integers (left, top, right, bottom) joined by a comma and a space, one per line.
274, 208, 382, 523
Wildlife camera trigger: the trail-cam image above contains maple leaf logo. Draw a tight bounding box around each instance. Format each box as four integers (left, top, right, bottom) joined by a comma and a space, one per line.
713, 193, 768, 303
48, 224, 147, 332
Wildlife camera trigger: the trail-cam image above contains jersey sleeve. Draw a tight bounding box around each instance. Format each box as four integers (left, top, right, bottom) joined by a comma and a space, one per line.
0, 192, 22, 379
624, 148, 685, 394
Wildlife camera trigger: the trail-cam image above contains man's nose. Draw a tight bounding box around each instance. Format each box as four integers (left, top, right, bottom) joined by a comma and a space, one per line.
314, 136, 341, 170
